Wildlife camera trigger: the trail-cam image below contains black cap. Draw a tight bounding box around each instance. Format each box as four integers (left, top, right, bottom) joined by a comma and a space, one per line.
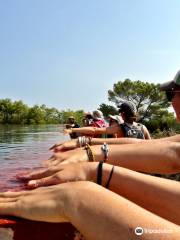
118, 101, 137, 116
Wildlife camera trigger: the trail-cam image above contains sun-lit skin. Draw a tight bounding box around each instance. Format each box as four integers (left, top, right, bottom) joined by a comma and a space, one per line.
172, 89, 180, 122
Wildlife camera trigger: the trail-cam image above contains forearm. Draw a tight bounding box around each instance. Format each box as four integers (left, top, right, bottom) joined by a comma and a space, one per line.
65, 181, 179, 240
91, 142, 180, 173
71, 127, 106, 135
91, 137, 144, 145
98, 163, 180, 225
160, 134, 180, 142
91, 134, 180, 145
71, 127, 96, 135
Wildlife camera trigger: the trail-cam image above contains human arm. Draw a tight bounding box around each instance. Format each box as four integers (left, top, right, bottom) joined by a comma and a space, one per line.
91, 133, 180, 144
19, 162, 180, 225
49, 134, 180, 153
93, 142, 180, 173
47, 141, 180, 173
142, 125, 151, 139
64, 126, 107, 136
64, 125, 123, 136
49, 135, 143, 153
0, 181, 179, 240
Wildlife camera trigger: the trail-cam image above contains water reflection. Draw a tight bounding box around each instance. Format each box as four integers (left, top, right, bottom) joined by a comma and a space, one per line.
0, 125, 69, 190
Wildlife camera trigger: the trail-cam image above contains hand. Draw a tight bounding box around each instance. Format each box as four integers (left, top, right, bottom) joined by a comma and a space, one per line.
43, 150, 77, 166
46, 145, 102, 166
64, 129, 72, 135
49, 139, 79, 152
44, 148, 89, 166
0, 184, 71, 222
17, 162, 97, 188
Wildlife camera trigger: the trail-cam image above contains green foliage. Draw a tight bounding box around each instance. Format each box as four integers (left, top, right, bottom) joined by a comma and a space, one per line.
0, 99, 84, 125
173, 122, 180, 134
12, 100, 29, 124
60, 110, 84, 125
142, 110, 176, 133
99, 103, 118, 119
108, 79, 170, 121
100, 79, 177, 132
0, 98, 15, 123
26, 105, 46, 124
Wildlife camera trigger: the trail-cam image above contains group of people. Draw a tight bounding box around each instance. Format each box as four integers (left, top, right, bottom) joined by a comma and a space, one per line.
65, 101, 151, 140
0, 70, 180, 239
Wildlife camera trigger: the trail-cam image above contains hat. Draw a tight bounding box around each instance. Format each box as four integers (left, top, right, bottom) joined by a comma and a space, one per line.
68, 116, 75, 119
109, 115, 124, 124
118, 101, 137, 116
92, 110, 103, 120
160, 69, 180, 91
84, 112, 93, 119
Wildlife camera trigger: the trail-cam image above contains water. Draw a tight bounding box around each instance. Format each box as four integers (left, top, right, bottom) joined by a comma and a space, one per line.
0, 125, 69, 191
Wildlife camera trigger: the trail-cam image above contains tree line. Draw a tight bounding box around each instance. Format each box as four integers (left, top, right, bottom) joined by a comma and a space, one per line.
1, 79, 179, 134
0, 99, 84, 125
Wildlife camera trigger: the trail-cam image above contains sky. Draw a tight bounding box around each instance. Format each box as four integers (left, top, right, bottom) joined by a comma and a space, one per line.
0, 0, 180, 112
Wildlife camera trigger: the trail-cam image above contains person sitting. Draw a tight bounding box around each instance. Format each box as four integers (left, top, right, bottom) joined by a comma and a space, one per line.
65, 102, 150, 139
82, 112, 94, 126
106, 115, 124, 138
90, 110, 108, 128
117, 101, 150, 139
109, 114, 124, 126
65, 116, 80, 139
54, 101, 151, 152
64, 110, 108, 138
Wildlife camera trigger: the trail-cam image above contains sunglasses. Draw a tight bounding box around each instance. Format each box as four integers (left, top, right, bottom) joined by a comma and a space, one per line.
165, 90, 180, 102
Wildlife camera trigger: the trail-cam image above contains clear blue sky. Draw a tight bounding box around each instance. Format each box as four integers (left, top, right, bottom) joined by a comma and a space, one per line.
0, 0, 180, 111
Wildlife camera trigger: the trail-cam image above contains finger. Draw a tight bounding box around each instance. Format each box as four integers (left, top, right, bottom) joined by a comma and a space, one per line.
42, 160, 55, 168
49, 144, 56, 150
0, 197, 19, 203
16, 168, 47, 180
49, 143, 61, 150
63, 131, 69, 135
50, 159, 64, 166
42, 156, 55, 166
19, 166, 62, 180
0, 191, 28, 198
27, 175, 62, 188
42, 159, 50, 166
17, 169, 47, 180
53, 146, 64, 152
48, 155, 56, 161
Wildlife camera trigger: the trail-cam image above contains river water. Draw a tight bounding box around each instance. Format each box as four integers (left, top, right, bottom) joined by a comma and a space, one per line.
0, 125, 69, 191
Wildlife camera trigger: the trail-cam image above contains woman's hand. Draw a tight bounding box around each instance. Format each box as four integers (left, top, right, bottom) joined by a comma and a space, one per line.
49, 139, 79, 152
0, 184, 71, 222
18, 162, 98, 188
64, 129, 72, 135
44, 148, 89, 166
0, 182, 103, 225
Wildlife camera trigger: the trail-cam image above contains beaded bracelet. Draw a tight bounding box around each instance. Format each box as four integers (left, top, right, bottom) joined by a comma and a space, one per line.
84, 144, 95, 162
